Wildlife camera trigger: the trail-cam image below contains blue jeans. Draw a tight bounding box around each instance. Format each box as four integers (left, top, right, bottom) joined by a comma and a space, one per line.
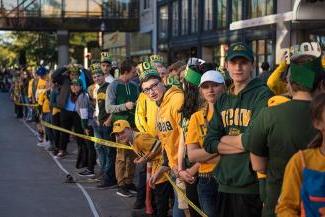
93, 125, 116, 184
22, 96, 32, 119
172, 178, 185, 217
197, 176, 219, 217
42, 112, 53, 143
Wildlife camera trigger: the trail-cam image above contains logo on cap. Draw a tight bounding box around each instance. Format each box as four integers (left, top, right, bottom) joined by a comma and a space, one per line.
233, 45, 247, 51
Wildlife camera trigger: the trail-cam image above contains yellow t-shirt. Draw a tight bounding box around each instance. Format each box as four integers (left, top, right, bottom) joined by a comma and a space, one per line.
38, 91, 50, 113
276, 148, 325, 217
185, 107, 216, 173
156, 86, 184, 169
132, 132, 166, 184
35, 78, 47, 101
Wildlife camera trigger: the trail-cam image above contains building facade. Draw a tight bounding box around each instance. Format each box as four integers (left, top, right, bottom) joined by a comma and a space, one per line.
157, 0, 325, 75
103, 0, 157, 63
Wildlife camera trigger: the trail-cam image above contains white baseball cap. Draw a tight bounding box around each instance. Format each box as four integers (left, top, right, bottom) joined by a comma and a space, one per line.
199, 70, 225, 87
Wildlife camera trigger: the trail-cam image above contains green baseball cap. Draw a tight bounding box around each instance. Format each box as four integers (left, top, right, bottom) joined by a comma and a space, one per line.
226, 42, 254, 62
290, 56, 324, 90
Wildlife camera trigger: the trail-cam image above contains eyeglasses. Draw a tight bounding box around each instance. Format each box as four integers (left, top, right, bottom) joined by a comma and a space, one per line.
142, 82, 160, 94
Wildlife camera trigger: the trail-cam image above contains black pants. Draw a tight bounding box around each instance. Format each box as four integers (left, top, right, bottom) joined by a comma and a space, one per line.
186, 180, 201, 217
59, 109, 87, 168
85, 129, 97, 172
216, 192, 262, 217
51, 112, 61, 150
135, 161, 147, 204
15, 104, 23, 118
153, 181, 173, 217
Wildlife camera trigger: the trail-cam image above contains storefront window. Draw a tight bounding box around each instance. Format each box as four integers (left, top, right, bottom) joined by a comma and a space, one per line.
172, 1, 179, 37
249, 0, 274, 18
217, 0, 227, 28
204, 0, 213, 31
191, 0, 199, 33
232, 0, 242, 22
181, 0, 189, 35
251, 39, 274, 76
159, 6, 168, 40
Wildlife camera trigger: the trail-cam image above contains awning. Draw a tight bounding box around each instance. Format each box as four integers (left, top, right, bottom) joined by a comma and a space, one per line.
293, 0, 325, 21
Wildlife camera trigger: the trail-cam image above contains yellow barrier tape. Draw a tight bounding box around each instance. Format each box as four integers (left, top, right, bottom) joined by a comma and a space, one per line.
14, 101, 39, 107
40, 121, 206, 216
164, 173, 208, 217
41, 121, 133, 150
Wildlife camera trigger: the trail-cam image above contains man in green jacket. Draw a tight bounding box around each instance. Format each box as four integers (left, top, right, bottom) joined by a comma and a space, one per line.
203, 42, 273, 217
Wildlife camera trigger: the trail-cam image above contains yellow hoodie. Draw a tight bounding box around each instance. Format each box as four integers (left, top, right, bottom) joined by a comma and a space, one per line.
267, 61, 288, 95
38, 91, 51, 113
135, 92, 158, 137
156, 86, 184, 169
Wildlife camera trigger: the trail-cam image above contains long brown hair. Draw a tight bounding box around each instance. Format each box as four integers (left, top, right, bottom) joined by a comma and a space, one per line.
309, 92, 325, 148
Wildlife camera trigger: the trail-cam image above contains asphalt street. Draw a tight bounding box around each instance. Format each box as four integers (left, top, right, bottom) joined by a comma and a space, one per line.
0, 93, 136, 217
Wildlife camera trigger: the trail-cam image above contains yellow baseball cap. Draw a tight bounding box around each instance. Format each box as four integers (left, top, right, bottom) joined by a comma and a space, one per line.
112, 120, 131, 134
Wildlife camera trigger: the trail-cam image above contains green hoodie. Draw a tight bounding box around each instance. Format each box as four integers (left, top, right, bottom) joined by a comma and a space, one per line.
204, 78, 273, 194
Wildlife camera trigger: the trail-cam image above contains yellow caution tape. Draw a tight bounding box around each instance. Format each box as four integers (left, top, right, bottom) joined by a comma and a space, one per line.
40, 121, 205, 216
41, 121, 133, 150
14, 101, 39, 107
164, 173, 208, 217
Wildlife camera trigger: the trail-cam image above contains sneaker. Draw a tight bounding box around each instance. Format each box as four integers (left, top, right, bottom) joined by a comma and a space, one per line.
116, 186, 133, 198
133, 200, 145, 209
125, 183, 137, 194
37, 133, 44, 143
55, 151, 65, 159
78, 169, 95, 177
36, 142, 46, 147
43, 141, 51, 149
96, 182, 117, 189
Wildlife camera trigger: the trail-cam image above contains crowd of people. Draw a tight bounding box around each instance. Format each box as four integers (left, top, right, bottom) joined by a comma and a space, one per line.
8, 41, 325, 217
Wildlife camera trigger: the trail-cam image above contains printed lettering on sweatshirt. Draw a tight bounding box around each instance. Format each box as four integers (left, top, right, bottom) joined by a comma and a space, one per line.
221, 108, 252, 127
157, 121, 173, 132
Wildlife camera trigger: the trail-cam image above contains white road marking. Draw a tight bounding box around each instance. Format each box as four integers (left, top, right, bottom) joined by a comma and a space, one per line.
21, 120, 100, 217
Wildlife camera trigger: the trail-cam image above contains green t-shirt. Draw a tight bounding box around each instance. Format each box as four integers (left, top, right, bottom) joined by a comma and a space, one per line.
245, 100, 317, 217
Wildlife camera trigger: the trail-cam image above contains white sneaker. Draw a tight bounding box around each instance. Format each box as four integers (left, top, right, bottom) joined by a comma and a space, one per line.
37, 141, 49, 147
43, 141, 51, 149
